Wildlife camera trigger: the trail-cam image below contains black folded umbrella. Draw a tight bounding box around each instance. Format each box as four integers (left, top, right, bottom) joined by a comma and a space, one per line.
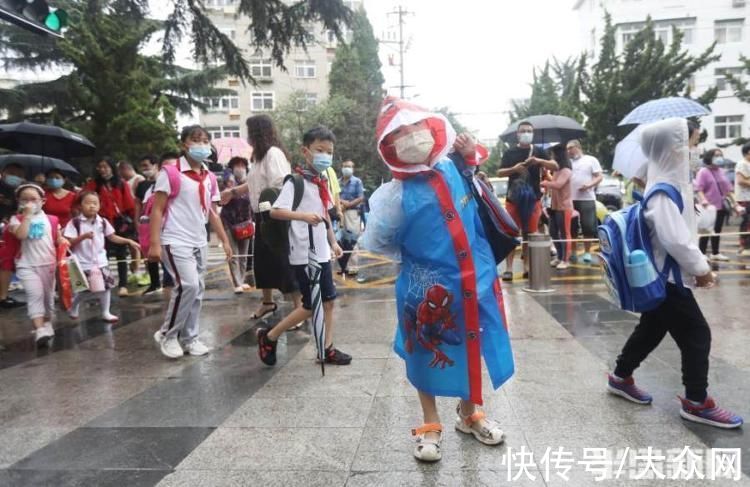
0, 154, 79, 180
500, 114, 586, 145
0, 122, 95, 159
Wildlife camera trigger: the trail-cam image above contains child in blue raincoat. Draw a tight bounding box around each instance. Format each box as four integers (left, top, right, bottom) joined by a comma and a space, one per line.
363, 97, 514, 462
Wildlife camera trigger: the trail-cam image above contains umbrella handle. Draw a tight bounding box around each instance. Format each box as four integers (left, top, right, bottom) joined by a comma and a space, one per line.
308, 224, 315, 254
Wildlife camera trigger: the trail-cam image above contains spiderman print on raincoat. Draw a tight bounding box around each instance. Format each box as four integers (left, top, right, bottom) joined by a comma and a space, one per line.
363, 97, 514, 405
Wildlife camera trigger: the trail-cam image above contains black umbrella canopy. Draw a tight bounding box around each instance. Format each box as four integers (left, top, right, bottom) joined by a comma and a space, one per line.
0, 154, 79, 180
500, 115, 586, 145
0, 122, 95, 159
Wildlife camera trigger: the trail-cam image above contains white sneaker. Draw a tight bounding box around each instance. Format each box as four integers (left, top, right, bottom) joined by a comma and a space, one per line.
183, 339, 210, 357
118, 287, 129, 297
34, 323, 55, 346
556, 261, 570, 270
550, 259, 560, 267
234, 286, 244, 294
710, 253, 729, 262
740, 249, 750, 257
102, 313, 119, 323
153, 330, 165, 346
160, 337, 183, 359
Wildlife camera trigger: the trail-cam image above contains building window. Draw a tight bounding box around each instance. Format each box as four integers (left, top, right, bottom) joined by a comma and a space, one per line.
250, 59, 272, 78
715, 19, 744, 44
219, 27, 236, 40
205, 0, 236, 7
618, 19, 695, 47
295, 92, 318, 111
715, 67, 744, 92
714, 115, 744, 139
294, 61, 316, 79
206, 125, 241, 139
251, 92, 274, 111
204, 95, 239, 112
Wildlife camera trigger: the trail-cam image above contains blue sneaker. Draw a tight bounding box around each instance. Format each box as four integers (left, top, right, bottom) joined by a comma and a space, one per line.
607, 374, 653, 404
582, 252, 593, 263
679, 396, 743, 429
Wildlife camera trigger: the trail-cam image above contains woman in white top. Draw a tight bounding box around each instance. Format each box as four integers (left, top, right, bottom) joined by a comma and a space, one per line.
220, 115, 299, 319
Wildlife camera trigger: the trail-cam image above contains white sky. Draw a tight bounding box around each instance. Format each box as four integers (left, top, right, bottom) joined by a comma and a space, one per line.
363, 0, 581, 141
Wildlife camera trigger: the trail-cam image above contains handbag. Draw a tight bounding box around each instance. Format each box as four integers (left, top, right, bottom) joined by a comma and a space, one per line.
708, 169, 735, 214
88, 266, 106, 293
232, 220, 255, 240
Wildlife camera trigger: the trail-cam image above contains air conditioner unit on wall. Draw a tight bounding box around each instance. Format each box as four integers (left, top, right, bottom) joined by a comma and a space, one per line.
733, 0, 746, 7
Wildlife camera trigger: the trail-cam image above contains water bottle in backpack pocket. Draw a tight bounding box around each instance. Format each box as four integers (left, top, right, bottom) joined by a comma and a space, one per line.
597, 183, 684, 313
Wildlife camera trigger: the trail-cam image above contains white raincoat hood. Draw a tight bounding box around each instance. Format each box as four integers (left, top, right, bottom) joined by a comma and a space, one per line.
640, 117, 697, 239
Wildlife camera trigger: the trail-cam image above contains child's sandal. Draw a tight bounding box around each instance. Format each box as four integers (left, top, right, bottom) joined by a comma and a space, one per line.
411, 423, 443, 462
455, 405, 505, 446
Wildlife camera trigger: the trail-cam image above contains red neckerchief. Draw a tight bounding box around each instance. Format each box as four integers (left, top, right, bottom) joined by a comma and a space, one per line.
295, 166, 331, 211
183, 167, 209, 214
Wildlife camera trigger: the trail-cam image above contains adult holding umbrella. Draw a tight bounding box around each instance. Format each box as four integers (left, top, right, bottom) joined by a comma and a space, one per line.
496, 120, 559, 281
618, 97, 710, 127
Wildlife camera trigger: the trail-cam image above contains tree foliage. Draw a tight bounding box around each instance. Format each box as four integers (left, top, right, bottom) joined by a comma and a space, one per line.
725, 55, 750, 146
513, 13, 719, 169
0, 0, 352, 161
276, 7, 385, 190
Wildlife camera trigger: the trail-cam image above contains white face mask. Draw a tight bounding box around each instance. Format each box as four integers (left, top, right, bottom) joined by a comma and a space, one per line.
142, 168, 156, 178
393, 128, 435, 164
233, 168, 247, 181
342, 167, 354, 177
518, 132, 534, 145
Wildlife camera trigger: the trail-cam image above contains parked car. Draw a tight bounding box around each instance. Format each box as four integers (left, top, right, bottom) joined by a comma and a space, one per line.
596, 174, 625, 211
488, 177, 509, 205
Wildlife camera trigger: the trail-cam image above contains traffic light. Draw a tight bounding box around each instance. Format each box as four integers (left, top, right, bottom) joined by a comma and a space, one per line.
0, 0, 67, 38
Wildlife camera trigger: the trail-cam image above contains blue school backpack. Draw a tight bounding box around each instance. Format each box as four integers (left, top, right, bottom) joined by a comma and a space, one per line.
597, 183, 684, 313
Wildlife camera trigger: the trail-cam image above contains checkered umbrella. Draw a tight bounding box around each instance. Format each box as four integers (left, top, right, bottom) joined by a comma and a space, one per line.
307, 224, 326, 375
618, 97, 710, 126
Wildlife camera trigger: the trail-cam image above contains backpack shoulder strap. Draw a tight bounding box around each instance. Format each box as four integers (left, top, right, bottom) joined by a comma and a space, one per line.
47, 215, 59, 242
282, 174, 305, 212
73, 217, 81, 235
643, 183, 684, 213
162, 164, 182, 199
207, 171, 219, 201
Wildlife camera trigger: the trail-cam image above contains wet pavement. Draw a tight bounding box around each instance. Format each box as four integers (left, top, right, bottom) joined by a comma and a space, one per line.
0, 241, 748, 486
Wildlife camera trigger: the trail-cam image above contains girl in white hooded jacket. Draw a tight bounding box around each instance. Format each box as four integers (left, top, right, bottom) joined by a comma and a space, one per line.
606, 118, 743, 429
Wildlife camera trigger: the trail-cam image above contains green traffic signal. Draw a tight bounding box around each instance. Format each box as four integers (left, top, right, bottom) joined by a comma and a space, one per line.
43, 8, 66, 31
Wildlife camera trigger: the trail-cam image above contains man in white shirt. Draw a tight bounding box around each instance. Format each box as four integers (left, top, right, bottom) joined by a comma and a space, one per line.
566, 140, 603, 263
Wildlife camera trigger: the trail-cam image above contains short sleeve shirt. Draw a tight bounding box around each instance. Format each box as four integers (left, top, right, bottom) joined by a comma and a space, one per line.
571, 155, 603, 201
339, 176, 364, 209
64, 215, 115, 271
735, 159, 750, 202
273, 179, 332, 265
9, 214, 55, 268
501, 145, 547, 200
154, 157, 219, 248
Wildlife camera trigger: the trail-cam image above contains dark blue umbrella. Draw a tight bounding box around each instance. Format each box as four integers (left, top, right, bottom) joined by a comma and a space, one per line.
0, 122, 95, 159
0, 154, 79, 180
501, 114, 586, 144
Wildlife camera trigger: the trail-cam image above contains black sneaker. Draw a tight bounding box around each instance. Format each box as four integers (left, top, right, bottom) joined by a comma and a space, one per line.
257, 328, 277, 366
0, 296, 25, 309
324, 346, 352, 365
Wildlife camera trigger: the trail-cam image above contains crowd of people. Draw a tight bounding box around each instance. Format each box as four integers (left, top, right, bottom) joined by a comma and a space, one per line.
494, 121, 750, 280
0, 99, 747, 463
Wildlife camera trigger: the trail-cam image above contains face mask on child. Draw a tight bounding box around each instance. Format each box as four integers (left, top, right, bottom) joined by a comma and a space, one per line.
188, 144, 212, 161
394, 129, 435, 164
142, 168, 156, 178
312, 153, 333, 173
233, 168, 247, 181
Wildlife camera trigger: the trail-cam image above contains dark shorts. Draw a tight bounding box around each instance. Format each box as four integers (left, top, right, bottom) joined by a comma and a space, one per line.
573, 200, 598, 238
293, 261, 337, 310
